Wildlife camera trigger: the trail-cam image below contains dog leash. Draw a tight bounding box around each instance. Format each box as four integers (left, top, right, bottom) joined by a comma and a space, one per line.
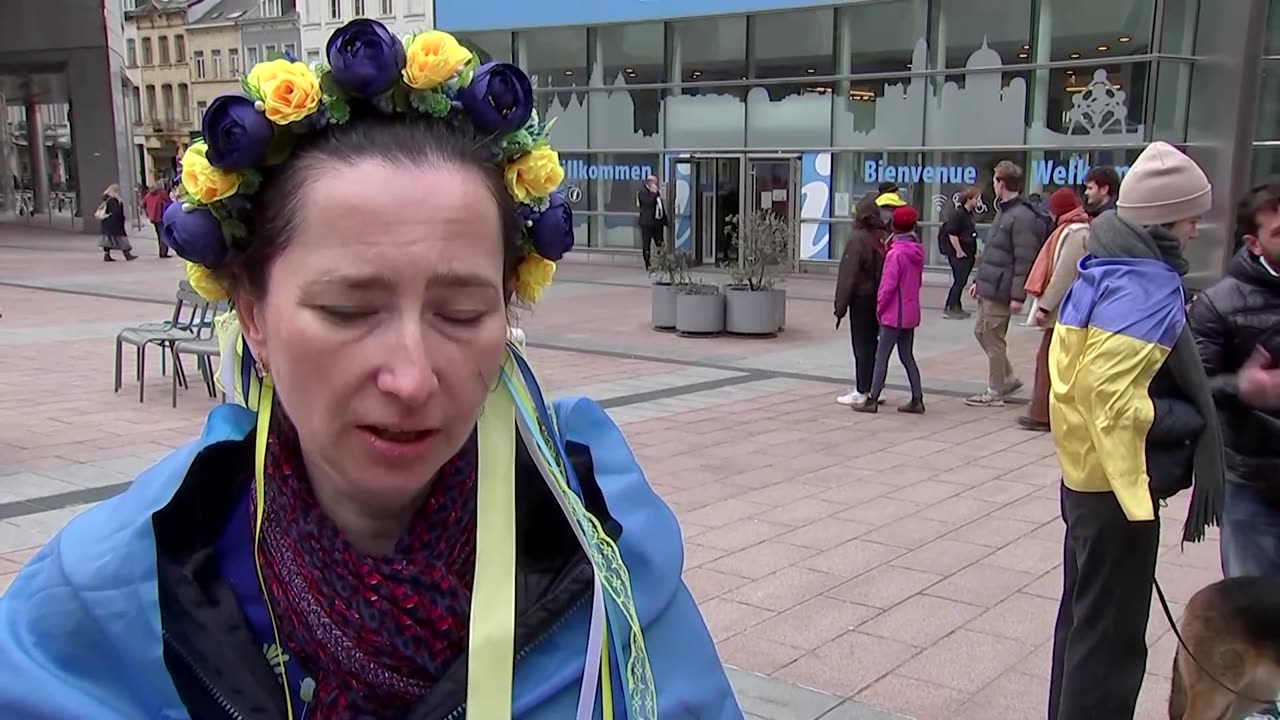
1153, 576, 1277, 706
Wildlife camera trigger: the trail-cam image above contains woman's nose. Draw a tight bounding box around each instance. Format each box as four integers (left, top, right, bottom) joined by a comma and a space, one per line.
377, 325, 439, 405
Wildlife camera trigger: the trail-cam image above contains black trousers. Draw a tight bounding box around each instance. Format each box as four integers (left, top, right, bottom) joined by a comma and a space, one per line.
945, 254, 975, 311
848, 294, 879, 395
1049, 485, 1160, 720
640, 223, 665, 269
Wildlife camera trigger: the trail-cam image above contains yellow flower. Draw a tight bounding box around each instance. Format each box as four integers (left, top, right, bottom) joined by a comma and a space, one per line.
181, 143, 241, 204
402, 31, 472, 90
185, 261, 229, 302
246, 58, 321, 125
503, 147, 565, 204
514, 254, 556, 304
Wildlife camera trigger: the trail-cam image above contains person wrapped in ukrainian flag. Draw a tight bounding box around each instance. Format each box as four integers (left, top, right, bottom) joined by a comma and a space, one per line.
1045, 141, 1225, 720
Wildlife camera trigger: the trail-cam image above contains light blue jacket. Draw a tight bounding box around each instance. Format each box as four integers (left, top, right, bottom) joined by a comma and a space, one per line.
0, 397, 741, 719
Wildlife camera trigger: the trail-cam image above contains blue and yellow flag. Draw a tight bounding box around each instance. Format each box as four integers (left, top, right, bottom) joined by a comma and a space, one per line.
1049, 255, 1186, 522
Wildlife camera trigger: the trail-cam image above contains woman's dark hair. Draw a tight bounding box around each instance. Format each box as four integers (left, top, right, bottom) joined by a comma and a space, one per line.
219, 113, 523, 300
853, 191, 881, 228
957, 186, 980, 204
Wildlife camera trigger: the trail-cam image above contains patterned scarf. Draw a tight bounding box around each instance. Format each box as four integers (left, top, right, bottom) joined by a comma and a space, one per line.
255, 429, 479, 719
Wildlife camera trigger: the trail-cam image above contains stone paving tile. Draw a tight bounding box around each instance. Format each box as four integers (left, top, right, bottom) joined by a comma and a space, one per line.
0, 233, 1229, 719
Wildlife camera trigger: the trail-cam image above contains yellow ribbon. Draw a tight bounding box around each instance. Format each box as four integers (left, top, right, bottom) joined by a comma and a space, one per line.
465, 364, 519, 717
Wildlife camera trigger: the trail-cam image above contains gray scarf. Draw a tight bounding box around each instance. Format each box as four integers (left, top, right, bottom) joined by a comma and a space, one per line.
1085, 211, 1223, 542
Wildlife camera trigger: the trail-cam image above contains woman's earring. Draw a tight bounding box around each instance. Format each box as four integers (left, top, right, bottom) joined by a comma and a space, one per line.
255, 359, 270, 378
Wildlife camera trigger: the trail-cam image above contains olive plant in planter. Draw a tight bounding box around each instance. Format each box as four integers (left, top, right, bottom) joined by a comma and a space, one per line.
647, 243, 690, 331
675, 282, 725, 335
724, 209, 792, 336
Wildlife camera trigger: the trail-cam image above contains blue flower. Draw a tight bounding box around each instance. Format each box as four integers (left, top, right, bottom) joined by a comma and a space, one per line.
458, 62, 534, 136
519, 192, 574, 261
202, 95, 274, 170
161, 202, 228, 267
326, 19, 405, 98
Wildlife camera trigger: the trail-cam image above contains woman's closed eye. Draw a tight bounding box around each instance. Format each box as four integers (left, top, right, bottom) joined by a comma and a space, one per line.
317, 305, 377, 323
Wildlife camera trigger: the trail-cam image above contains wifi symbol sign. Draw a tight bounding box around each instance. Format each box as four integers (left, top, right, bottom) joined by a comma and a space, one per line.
931, 194, 951, 213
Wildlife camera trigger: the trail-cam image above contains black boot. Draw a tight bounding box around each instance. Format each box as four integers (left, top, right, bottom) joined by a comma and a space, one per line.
124, 251, 137, 261
851, 396, 878, 414
898, 398, 926, 414
103, 251, 115, 262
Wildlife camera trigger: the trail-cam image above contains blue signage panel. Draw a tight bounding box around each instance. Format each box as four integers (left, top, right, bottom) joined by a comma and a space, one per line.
437, 0, 842, 31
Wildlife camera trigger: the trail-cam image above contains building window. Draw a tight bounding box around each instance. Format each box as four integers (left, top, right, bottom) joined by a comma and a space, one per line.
306, 50, 322, 64
458, 31, 512, 63
193, 50, 206, 80
126, 39, 137, 67
354, 0, 365, 16
145, 85, 157, 122
161, 84, 175, 123
247, 46, 261, 66
142, 37, 153, 66
329, 0, 341, 20
284, 43, 297, 59
174, 35, 186, 63
197, 101, 208, 122
230, 48, 240, 76
264, 43, 277, 59
158, 36, 170, 65
519, 27, 588, 90
130, 86, 142, 123
380, 0, 393, 15
178, 84, 190, 121
212, 50, 223, 79
261, 0, 283, 15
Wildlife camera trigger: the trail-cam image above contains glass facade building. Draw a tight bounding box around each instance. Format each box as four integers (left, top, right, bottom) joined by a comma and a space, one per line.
438, 0, 1270, 281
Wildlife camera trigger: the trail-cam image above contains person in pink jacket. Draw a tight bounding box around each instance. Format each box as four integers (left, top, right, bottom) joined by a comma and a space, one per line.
854, 205, 926, 414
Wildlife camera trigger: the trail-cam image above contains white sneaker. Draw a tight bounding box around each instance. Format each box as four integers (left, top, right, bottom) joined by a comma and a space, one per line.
836, 390, 866, 406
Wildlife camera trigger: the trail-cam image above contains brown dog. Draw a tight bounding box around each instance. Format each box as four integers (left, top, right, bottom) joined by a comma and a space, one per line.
1169, 577, 1280, 719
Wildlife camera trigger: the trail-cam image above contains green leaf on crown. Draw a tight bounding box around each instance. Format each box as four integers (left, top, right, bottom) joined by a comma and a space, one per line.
392, 85, 411, 114
222, 217, 249, 242
236, 169, 262, 196
261, 129, 296, 167
324, 95, 351, 125
409, 91, 451, 118
240, 77, 262, 102
318, 68, 344, 99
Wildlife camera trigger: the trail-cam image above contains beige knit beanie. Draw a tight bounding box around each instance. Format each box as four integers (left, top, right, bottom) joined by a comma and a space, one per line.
1116, 141, 1211, 226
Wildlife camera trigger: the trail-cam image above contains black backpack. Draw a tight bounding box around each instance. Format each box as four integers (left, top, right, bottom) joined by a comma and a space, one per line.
1024, 199, 1054, 248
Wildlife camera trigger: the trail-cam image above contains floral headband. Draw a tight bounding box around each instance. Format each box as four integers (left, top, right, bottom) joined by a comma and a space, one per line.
162, 18, 572, 305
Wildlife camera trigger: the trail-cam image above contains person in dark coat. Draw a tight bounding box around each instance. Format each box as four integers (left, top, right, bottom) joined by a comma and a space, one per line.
636, 175, 667, 270
940, 186, 980, 318
1190, 182, 1280, 579
98, 184, 136, 262
833, 192, 887, 406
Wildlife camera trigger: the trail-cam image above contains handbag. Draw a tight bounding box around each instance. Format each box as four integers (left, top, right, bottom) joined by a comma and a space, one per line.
94, 201, 109, 221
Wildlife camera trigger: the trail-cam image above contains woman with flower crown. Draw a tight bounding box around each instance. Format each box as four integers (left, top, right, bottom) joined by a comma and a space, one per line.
0, 19, 739, 720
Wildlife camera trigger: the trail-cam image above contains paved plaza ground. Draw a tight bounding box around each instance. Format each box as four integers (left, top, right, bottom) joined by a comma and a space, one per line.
0, 223, 1223, 719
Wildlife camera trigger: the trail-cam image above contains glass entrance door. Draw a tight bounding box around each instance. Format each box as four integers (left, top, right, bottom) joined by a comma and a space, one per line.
669, 155, 742, 267
747, 157, 800, 269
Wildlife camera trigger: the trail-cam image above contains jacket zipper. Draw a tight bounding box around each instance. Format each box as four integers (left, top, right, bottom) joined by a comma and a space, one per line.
163, 630, 247, 720
441, 593, 591, 720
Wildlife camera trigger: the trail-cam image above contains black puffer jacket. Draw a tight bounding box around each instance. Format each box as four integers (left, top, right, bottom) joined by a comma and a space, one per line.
974, 196, 1043, 303
1189, 249, 1280, 497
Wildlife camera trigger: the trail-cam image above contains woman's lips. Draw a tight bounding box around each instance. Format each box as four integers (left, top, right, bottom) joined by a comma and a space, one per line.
359, 426, 440, 463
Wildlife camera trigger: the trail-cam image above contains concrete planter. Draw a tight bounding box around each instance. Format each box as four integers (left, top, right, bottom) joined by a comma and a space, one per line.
725, 286, 781, 336
651, 283, 678, 329
675, 289, 724, 335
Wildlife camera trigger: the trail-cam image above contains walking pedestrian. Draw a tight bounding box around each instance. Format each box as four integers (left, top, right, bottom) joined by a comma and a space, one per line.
873, 181, 907, 227
142, 184, 172, 258
853, 206, 924, 414
834, 192, 888, 406
965, 160, 1041, 407
1047, 141, 1225, 720
96, 184, 136, 262
940, 186, 980, 318
1084, 165, 1120, 218
1019, 188, 1091, 431
636, 175, 667, 271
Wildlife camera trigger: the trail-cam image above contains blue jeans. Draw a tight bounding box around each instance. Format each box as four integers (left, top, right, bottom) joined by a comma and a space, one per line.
1222, 480, 1280, 578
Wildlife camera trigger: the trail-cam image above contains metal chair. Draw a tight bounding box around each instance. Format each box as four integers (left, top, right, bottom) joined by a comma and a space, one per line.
169, 300, 229, 408
114, 287, 210, 403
